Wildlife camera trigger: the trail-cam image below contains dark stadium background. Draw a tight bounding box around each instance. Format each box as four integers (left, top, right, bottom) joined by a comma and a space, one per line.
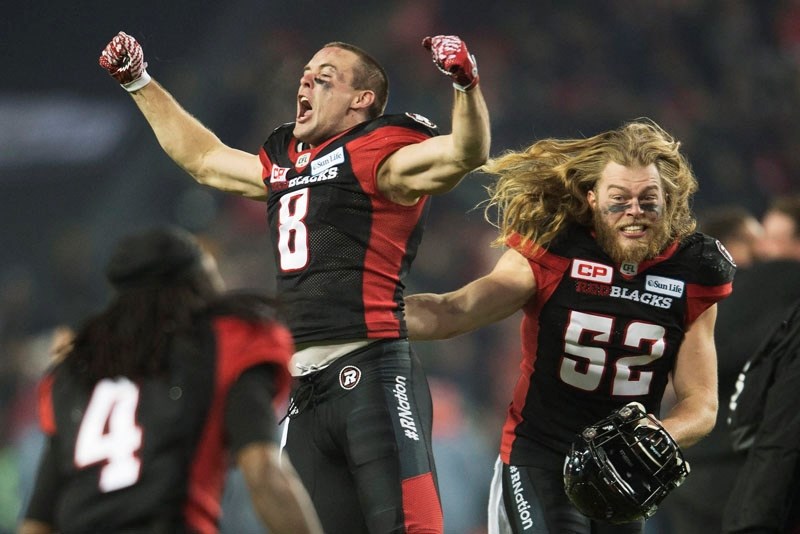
2, 1, 798, 532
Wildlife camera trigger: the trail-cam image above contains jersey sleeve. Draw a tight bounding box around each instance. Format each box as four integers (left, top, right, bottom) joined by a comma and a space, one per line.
507, 231, 571, 300
37, 371, 57, 436
507, 232, 553, 263
350, 125, 432, 196
685, 234, 736, 325
258, 146, 274, 188
506, 232, 534, 257
224, 365, 279, 453
212, 317, 294, 404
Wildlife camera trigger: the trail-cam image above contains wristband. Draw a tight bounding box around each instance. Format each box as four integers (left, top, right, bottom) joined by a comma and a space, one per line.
122, 70, 152, 93
453, 80, 476, 92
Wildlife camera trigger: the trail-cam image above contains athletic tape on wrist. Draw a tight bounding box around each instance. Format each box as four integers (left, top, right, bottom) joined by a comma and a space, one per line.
122, 70, 152, 93
453, 79, 478, 92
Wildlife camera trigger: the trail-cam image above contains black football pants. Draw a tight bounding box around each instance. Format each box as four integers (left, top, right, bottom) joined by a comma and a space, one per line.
491, 458, 644, 534
282, 339, 443, 534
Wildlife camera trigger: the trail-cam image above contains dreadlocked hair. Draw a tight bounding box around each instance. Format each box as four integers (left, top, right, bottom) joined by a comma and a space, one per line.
483, 119, 698, 249
65, 284, 281, 388
65, 282, 209, 386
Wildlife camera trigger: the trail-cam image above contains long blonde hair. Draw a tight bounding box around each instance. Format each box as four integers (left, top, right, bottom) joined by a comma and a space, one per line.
483, 119, 698, 248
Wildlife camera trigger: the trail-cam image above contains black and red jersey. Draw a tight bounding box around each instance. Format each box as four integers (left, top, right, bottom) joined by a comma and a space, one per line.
500, 225, 735, 468
30, 316, 292, 534
259, 114, 438, 344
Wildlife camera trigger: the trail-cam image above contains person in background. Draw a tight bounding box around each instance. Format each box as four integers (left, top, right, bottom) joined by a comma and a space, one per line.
712, 194, 800, 425
712, 195, 800, 371
17, 226, 322, 534
405, 120, 735, 533
757, 194, 800, 261
655, 204, 767, 533
722, 297, 800, 533
698, 205, 763, 268
98, 29, 490, 533
660, 195, 800, 533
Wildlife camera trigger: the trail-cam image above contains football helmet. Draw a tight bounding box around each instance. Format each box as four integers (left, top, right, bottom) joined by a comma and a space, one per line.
562, 402, 690, 524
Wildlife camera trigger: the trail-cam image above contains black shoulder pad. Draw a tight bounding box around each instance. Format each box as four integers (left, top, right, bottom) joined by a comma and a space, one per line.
263, 122, 295, 157
683, 232, 737, 286
360, 113, 440, 138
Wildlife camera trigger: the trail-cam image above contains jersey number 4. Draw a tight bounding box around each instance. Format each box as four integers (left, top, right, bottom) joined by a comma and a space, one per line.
560, 310, 666, 395
74, 377, 143, 492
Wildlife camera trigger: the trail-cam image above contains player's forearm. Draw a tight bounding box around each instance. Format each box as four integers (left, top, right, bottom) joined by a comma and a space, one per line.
99, 32, 261, 195
660, 390, 718, 448
239, 445, 323, 534
252, 473, 323, 534
449, 86, 491, 171
424, 34, 490, 173
405, 293, 475, 340
130, 81, 224, 180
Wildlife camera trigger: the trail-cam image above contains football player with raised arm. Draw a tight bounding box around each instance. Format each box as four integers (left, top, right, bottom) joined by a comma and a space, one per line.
99, 32, 490, 534
405, 120, 735, 534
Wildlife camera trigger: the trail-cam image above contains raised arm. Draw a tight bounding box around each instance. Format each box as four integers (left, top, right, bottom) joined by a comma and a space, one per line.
660, 304, 719, 448
405, 248, 535, 340
377, 35, 491, 203
99, 32, 266, 199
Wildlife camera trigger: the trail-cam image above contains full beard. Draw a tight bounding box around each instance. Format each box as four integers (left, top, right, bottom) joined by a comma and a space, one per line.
593, 211, 672, 265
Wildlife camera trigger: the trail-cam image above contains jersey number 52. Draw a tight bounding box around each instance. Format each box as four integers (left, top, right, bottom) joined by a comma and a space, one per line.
560, 310, 666, 396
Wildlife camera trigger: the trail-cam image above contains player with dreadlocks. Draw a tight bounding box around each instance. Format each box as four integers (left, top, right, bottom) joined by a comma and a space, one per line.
19, 226, 322, 534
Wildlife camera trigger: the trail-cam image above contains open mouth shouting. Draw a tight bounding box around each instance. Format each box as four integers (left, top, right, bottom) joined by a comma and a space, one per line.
297, 95, 312, 122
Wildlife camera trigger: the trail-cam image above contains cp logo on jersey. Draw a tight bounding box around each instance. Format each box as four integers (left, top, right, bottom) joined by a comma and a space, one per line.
339, 366, 362, 390
269, 166, 290, 191
571, 259, 614, 284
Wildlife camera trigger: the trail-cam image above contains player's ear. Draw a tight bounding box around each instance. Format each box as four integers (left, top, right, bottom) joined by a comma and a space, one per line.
352, 90, 375, 111
587, 188, 598, 210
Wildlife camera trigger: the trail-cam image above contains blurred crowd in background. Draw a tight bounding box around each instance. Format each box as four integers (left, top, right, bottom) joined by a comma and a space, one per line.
2, 1, 800, 532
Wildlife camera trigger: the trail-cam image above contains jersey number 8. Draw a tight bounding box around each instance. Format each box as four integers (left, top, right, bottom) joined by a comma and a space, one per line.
277, 188, 310, 271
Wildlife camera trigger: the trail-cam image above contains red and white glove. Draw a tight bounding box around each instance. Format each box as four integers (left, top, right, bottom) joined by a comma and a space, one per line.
99, 31, 151, 92
422, 35, 479, 92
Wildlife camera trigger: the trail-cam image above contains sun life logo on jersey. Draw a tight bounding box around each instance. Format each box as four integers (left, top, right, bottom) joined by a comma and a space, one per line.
339, 365, 361, 390
645, 275, 685, 298
311, 147, 345, 175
